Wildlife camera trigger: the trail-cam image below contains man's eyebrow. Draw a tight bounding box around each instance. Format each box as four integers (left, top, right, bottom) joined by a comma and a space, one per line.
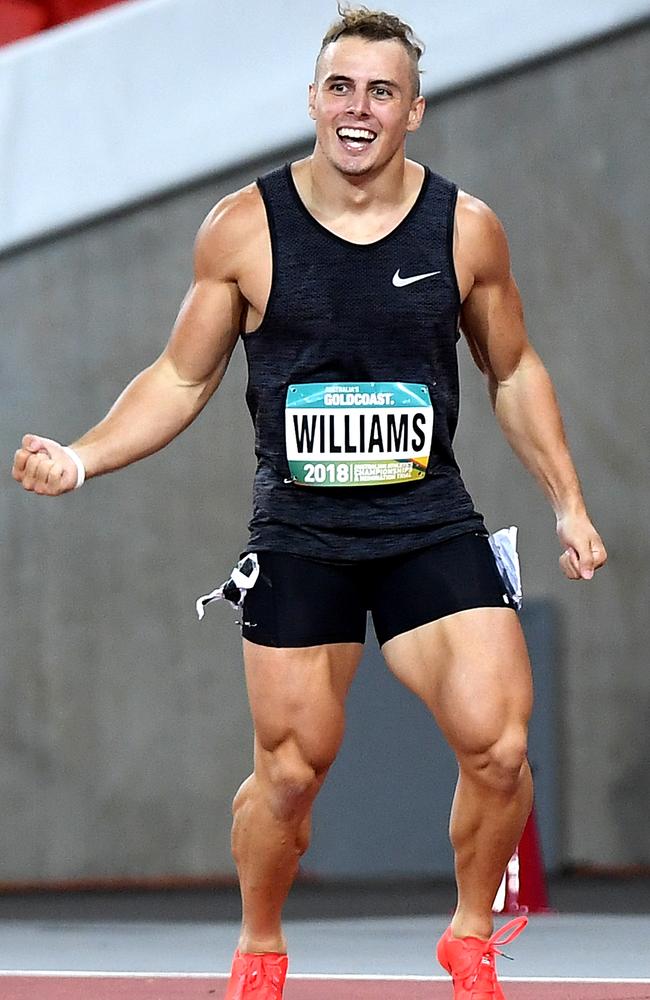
323, 74, 401, 89
369, 78, 401, 89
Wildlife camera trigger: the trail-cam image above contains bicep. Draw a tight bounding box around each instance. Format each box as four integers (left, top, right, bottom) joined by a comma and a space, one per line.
164, 275, 242, 390
456, 198, 529, 383
155, 187, 261, 397
460, 274, 528, 383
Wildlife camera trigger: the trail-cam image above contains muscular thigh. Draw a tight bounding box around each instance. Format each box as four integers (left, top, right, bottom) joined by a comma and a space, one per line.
240, 551, 368, 773
243, 640, 362, 771
382, 608, 532, 755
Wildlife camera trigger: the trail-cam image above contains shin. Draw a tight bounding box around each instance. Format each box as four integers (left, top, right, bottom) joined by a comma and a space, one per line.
232, 735, 330, 953
450, 729, 533, 940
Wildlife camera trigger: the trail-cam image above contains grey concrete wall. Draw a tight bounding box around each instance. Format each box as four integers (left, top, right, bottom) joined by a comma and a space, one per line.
2, 208, 258, 881
2, 25, 648, 880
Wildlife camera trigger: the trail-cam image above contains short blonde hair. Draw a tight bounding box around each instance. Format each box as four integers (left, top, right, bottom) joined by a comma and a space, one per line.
317, 4, 425, 97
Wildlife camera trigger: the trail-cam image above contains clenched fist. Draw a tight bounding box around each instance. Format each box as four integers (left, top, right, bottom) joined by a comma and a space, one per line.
557, 511, 607, 581
12, 435, 82, 496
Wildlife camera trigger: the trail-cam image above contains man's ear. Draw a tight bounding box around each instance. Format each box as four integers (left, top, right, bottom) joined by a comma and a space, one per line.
406, 95, 426, 132
308, 82, 317, 121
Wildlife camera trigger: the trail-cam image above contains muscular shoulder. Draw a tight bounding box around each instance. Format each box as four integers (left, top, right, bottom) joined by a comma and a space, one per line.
455, 190, 511, 284
194, 182, 266, 283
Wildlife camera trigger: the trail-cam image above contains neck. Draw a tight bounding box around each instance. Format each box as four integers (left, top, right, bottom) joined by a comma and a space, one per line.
306, 144, 409, 214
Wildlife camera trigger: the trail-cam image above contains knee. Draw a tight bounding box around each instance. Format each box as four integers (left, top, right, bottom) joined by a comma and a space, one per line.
464, 729, 529, 796
267, 747, 321, 821
235, 737, 334, 824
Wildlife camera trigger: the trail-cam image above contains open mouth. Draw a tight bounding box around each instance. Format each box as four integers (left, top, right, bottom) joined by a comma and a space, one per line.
336, 126, 377, 151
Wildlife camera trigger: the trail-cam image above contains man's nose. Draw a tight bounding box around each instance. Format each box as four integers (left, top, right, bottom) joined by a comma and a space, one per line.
347, 88, 371, 116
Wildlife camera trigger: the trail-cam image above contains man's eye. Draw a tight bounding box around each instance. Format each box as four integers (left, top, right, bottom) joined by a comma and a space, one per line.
373, 88, 391, 97
331, 83, 347, 93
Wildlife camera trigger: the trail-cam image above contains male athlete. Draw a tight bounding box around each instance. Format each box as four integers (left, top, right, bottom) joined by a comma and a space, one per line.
13, 7, 606, 1000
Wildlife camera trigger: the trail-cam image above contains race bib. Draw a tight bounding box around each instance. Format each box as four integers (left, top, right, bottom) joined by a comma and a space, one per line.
285, 382, 434, 487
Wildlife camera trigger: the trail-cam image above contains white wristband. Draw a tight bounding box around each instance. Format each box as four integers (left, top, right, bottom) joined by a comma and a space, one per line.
61, 446, 86, 489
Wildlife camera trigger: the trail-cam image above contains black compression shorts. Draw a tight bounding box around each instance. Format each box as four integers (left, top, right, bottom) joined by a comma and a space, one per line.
241, 532, 514, 648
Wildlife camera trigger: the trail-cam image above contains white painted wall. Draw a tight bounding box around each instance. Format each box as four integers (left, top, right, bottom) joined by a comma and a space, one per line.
0, 0, 648, 252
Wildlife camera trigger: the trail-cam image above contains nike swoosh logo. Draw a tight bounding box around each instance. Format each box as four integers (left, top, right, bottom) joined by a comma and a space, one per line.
392, 268, 441, 287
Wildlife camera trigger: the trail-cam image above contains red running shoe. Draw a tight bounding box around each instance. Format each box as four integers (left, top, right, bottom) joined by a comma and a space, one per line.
224, 949, 288, 999
436, 916, 528, 999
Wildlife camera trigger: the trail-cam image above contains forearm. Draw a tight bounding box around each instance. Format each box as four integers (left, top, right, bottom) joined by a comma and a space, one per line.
70, 355, 216, 479
490, 347, 586, 519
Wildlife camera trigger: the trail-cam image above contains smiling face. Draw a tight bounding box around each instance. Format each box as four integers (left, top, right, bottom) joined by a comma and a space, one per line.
309, 36, 425, 178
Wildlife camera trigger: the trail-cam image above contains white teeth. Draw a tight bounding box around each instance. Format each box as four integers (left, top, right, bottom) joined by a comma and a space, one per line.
337, 127, 376, 141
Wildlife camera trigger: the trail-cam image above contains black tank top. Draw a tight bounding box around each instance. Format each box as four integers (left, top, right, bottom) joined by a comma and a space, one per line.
242, 163, 485, 560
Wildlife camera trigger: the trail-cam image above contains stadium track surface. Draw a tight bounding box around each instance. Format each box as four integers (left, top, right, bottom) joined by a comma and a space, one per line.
1, 973, 650, 1000
1, 884, 648, 996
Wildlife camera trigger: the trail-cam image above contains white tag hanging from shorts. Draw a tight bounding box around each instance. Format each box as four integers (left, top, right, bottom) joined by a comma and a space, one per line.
488, 526, 523, 610
195, 553, 260, 621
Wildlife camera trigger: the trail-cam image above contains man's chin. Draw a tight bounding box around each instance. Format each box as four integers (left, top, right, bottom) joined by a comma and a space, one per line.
330, 153, 376, 176
340, 164, 374, 176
